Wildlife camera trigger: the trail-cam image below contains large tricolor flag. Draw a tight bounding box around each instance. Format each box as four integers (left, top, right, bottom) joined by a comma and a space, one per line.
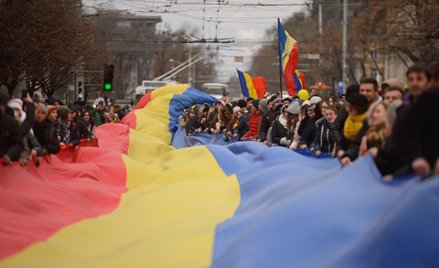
0, 85, 438, 267
237, 69, 266, 99
278, 18, 299, 96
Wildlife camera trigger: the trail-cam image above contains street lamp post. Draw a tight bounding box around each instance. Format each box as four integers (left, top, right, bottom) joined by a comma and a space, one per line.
342, 0, 348, 93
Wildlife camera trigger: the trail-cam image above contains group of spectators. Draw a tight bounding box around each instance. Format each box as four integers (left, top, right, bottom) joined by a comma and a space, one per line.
0, 94, 129, 166
2, 64, 438, 179
182, 64, 439, 179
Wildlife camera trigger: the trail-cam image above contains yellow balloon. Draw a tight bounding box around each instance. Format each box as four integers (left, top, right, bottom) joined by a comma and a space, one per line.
297, 90, 309, 101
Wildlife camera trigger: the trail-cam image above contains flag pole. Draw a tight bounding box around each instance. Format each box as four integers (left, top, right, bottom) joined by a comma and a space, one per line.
277, 18, 283, 99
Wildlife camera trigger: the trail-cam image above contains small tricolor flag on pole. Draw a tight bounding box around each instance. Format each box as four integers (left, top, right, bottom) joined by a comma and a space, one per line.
293, 70, 307, 92
237, 69, 267, 99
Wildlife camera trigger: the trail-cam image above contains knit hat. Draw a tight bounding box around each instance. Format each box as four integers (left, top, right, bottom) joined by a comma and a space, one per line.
271, 97, 282, 106
346, 92, 368, 114
346, 84, 360, 98
269, 95, 278, 103
233, 106, 241, 114
271, 97, 282, 105
7, 98, 23, 110
301, 100, 311, 108
47, 105, 57, 115
282, 97, 292, 103
7, 98, 26, 121
309, 96, 322, 104
288, 101, 301, 115
37, 103, 48, 114
57, 106, 71, 120
259, 99, 268, 111
382, 78, 405, 91
252, 99, 260, 110
46, 95, 63, 106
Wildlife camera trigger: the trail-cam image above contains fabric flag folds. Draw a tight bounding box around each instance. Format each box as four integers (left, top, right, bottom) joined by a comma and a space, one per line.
1, 85, 438, 268
293, 69, 307, 92
278, 18, 299, 96
237, 69, 266, 99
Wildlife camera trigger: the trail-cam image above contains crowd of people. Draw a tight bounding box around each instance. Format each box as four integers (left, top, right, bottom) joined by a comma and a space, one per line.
1, 64, 438, 179
0, 93, 129, 166
181, 64, 439, 179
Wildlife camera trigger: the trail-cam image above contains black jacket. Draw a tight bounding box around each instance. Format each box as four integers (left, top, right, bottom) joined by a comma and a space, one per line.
258, 110, 271, 142
314, 120, 337, 153
271, 119, 289, 145
338, 120, 369, 161
268, 107, 281, 123
75, 117, 92, 139
33, 120, 61, 154
375, 136, 405, 177
0, 102, 35, 160
234, 113, 249, 137
0, 111, 23, 157
57, 120, 80, 146
299, 118, 318, 147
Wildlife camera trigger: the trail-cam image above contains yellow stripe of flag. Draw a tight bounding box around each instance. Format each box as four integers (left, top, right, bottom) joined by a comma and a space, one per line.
1, 85, 241, 268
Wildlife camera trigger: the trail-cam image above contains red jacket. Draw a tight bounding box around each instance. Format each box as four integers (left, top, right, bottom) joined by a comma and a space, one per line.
243, 110, 261, 140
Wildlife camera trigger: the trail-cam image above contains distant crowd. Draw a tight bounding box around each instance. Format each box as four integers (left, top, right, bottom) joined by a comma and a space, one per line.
181, 64, 439, 179
0, 94, 129, 166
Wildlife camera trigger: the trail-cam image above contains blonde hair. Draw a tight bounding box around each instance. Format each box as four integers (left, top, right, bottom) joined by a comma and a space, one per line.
366, 101, 388, 147
367, 101, 388, 126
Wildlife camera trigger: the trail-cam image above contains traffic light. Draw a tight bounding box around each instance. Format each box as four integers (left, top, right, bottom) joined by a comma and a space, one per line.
77, 81, 83, 94
103, 64, 114, 91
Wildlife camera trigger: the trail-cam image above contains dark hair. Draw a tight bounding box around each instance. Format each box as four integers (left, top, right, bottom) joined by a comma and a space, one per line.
360, 77, 379, 91
82, 110, 95, 128
406, 64, 432, 81
326, 105, 338, 113
246, 97, 254, 102
237, 99, 247, 108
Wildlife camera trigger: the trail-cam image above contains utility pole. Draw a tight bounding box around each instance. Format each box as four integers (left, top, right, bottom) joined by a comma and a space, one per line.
318, 0, 323, 59
342, 0, 348, 93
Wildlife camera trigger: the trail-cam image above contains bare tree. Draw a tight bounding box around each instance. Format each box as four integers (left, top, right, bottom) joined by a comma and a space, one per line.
0, 0, 106, 97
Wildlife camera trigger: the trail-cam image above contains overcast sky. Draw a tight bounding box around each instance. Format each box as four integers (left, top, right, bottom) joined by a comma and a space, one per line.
83, 0, 306, 83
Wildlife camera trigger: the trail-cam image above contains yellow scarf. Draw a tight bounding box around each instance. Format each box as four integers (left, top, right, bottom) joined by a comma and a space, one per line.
344, 113, 367, 141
